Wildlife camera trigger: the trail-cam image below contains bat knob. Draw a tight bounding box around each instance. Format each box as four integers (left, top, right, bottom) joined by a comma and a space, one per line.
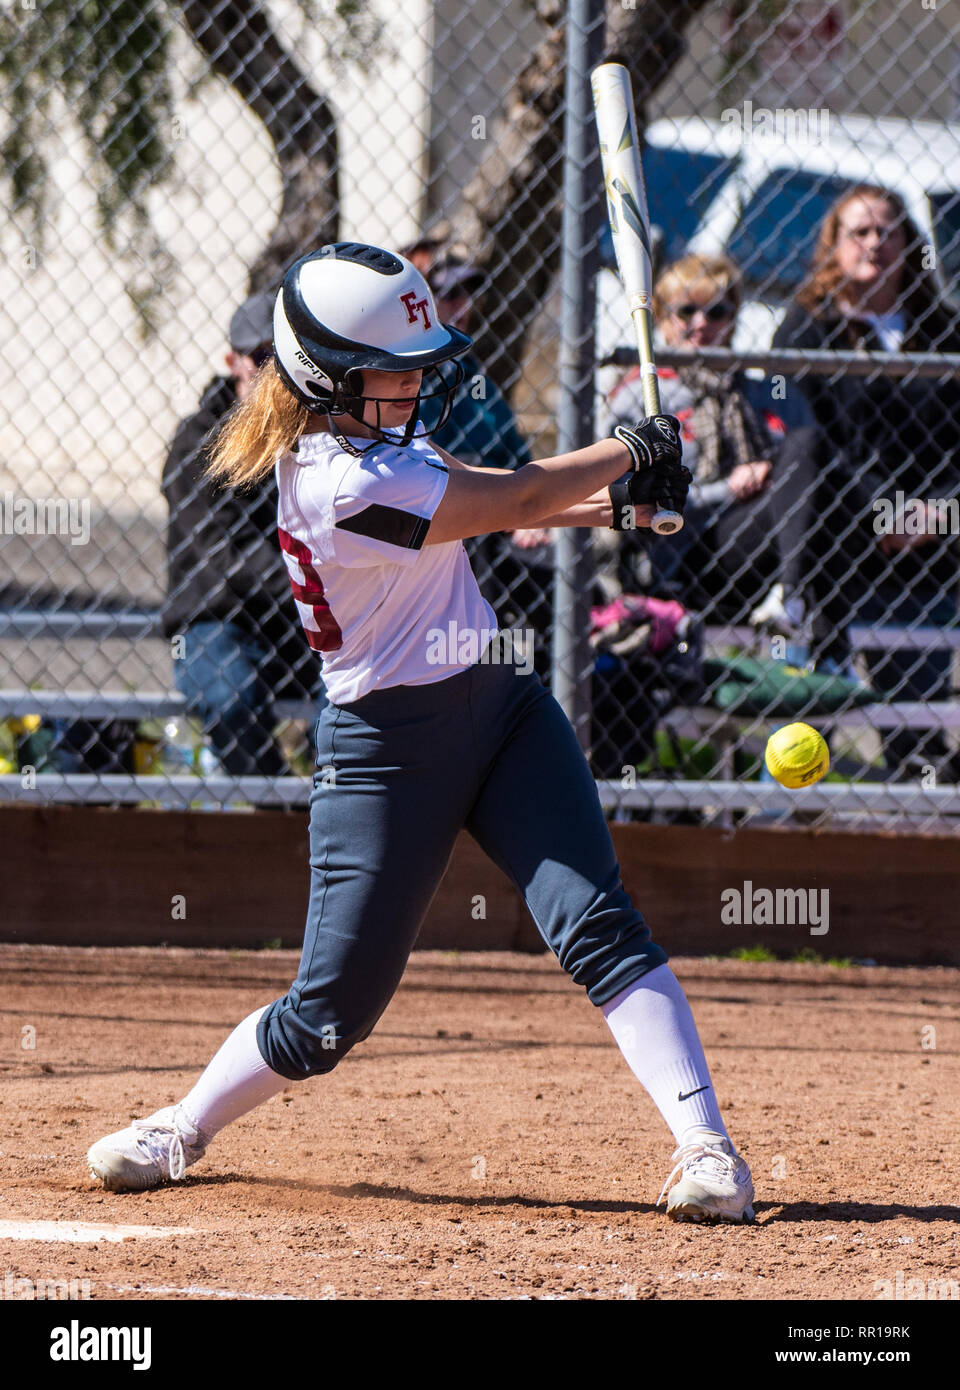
651, 509, 683, 536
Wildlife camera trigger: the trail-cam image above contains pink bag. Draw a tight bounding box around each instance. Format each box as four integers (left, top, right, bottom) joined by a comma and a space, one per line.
589, 594, 687, 655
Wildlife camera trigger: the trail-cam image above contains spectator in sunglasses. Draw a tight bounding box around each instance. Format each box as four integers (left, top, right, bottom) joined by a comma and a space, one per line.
602, 253, 819, 633
161, 292, 326, 780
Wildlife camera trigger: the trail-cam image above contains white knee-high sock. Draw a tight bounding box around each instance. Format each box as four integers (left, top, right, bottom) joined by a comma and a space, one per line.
178, 1007, 289, 1141
601, 964, 731, 1147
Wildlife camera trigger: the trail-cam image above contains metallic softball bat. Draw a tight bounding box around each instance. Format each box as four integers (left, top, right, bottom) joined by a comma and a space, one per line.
592, 60, 683, 536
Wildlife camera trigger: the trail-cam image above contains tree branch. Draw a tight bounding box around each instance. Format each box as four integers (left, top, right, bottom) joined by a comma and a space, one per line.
177, 0, 340, 292
445, 0, 714, 397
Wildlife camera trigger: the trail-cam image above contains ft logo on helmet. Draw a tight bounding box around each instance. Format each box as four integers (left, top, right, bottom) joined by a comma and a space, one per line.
399, 291, 432, 329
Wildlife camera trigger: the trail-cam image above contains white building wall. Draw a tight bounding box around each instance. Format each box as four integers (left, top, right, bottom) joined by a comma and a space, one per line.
0, 0, 434, 514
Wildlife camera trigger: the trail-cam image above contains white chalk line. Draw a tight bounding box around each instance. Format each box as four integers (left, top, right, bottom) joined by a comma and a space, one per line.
107, 1283, 311, 1300
0, 1220, 196, 1243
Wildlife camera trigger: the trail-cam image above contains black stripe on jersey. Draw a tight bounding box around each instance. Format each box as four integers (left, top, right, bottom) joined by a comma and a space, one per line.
335, 503, 431, 551
424, 459, 448, 472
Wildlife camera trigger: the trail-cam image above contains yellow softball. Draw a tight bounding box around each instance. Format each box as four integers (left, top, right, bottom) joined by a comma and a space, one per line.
764, 722, 829, 789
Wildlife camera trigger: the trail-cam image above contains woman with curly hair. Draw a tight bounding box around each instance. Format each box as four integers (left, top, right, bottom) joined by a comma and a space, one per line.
773, 184, 960, 777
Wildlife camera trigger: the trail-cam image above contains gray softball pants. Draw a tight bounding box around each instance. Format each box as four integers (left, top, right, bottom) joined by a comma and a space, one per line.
257, 657, 667, 1080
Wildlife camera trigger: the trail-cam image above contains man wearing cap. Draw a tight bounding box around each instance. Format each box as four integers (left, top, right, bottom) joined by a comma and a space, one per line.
161, 292, 325, 779
423, 257, 533, 474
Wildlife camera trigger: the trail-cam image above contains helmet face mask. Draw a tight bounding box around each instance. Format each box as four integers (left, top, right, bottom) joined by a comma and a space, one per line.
336, 357, 466, 446
273, 242, 471, 446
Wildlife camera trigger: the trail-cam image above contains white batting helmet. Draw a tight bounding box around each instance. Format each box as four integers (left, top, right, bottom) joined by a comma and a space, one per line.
272, 243, 471, 443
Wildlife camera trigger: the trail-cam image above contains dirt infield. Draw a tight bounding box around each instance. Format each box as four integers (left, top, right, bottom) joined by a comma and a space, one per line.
1, 944, 958, 1302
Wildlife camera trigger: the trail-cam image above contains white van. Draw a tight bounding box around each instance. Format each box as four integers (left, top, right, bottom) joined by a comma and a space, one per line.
597, 114, 960, 361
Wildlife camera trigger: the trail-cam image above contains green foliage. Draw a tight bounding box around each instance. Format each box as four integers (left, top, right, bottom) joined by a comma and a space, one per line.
634, 731, 719, 779
0, 0, 175, 330
790, 947, 854, 968
728, 944, 778, 962
1, 2, 174, 234
0, 0, 382, 334
0, 720, 17, 775
324, 0, 387, 70
727, 945, 855, 967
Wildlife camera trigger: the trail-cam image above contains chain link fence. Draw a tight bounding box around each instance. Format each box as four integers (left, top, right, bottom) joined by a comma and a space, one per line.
1, 0, 959, 830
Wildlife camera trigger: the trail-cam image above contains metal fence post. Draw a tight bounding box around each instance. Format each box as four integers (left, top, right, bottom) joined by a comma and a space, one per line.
552, 0, 605, 751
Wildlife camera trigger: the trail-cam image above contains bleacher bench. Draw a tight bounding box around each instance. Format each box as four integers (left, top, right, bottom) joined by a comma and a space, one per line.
2, 610, 958, 814
2, 612, 956, 729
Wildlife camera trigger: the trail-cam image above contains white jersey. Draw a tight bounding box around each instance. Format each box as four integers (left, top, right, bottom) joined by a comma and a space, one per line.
275, 425, 497, 705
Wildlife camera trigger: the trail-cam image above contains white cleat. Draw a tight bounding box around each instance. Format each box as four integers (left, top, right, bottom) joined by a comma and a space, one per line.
87, 1105, 208, 1193
657, 1129, 755, 1225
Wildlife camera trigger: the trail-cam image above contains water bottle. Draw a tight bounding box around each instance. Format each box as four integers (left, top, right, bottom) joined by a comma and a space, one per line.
163, 719, 199, 775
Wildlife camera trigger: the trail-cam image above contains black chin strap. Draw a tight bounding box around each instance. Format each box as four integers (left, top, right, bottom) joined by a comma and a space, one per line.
330, 400, 421, 454
307, 401, 373, 458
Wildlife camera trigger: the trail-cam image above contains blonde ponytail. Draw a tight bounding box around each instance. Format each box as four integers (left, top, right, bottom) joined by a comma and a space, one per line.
205, 362, 310, 489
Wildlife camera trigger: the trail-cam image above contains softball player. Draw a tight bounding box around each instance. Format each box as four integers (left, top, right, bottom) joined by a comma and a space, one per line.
87, 243, 754, 1224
